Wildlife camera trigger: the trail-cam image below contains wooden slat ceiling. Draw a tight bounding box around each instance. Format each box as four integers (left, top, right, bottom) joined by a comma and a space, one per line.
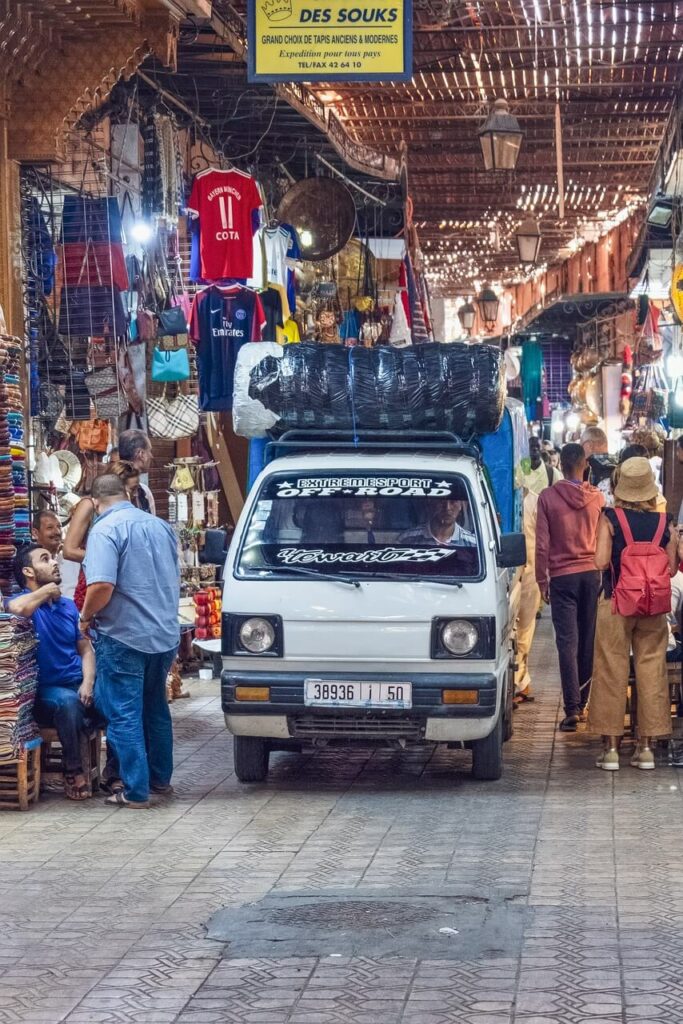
209, 0, 681, 293
0, 1, 142, 79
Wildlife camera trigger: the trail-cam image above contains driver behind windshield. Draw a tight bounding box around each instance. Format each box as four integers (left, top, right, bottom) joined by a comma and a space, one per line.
398, 497, 476, 548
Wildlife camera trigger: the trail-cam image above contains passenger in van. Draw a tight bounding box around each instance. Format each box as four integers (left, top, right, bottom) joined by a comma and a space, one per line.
343, 498, 381, 546
300, 499, 345, 544
399, 498, 476, 548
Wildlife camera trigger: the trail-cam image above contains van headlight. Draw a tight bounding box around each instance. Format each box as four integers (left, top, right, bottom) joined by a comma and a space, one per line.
239, 618, 276, 654
441, 620, 479, 656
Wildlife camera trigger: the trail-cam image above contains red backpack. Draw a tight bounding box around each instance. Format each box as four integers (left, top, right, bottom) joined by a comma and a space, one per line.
611, 508, 671, 617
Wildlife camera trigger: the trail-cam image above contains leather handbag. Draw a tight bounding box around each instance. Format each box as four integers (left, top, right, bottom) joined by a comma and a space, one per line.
147, 389, 199, 439
151, 346, 190, 383
117, 347, 144, 413
157, 305, 188, 336
85, 365, 125, 419
136, 307, 157, 341
71, 418, 110, 453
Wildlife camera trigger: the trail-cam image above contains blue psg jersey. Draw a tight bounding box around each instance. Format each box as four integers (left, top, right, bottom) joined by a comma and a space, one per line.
190, 286, 265, 411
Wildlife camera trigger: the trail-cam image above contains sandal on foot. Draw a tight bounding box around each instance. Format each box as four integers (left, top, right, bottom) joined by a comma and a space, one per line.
64, 775, 91, 801
559, 715, 580, 732
514, 692, 535, 704
100, 777, 124, 795
104, 791, 150, 808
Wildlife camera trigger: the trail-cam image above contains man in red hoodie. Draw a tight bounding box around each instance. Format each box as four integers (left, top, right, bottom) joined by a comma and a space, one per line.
536, 443, 605, 732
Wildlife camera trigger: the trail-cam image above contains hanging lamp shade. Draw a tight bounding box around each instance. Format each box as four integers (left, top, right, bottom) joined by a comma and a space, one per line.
478, 98, 523, 171
457, 301, 476, 333
476, 286, 500, 327
515, 217, 542, 264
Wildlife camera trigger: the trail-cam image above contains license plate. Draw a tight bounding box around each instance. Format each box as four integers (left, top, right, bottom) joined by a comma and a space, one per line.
304, 680, 412, 709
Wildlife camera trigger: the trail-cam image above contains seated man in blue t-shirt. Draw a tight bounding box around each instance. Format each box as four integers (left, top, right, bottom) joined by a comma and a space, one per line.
7, 544, 119, 801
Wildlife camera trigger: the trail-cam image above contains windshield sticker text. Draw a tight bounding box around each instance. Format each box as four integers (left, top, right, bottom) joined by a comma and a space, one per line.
277, 547, 455, 565
274, 477, 454, 498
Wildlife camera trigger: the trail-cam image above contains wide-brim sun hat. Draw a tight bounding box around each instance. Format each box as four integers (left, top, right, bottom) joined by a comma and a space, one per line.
55, 450, 82, 492
613, 456, 658, 503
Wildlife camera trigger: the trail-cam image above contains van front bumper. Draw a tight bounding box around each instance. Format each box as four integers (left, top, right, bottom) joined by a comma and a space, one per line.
222, 669, 499, 743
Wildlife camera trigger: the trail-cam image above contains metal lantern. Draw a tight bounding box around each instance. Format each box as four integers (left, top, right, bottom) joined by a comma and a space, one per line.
478, 98, 523, 171
515, 217, 542, 264
457, 301, 476, 334
476, 286, 500, 328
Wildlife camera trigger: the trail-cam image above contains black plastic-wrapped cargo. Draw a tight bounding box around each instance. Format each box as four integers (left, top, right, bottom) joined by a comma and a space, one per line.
238, 342, 505, 439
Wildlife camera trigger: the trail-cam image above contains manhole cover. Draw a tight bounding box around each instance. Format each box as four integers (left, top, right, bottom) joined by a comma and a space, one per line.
206, 888, 529, 960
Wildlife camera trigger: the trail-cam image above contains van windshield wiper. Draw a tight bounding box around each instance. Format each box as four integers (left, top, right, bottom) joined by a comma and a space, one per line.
263, 564, 362, 588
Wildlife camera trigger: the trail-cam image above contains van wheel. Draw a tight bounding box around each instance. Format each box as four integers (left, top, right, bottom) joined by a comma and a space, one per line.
503, 669, 514, 742
233, 737, 270, 782
471, 713, 503, 781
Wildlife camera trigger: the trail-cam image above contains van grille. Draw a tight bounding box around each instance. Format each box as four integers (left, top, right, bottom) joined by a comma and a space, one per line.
288, 713, 425, 740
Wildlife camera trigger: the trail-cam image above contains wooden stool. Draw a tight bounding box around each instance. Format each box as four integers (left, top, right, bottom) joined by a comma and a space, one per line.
39, 727, 102, 795
0, 745, 41, 811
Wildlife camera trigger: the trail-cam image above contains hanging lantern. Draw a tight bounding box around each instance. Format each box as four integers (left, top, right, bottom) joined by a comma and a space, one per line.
457, 301, 476, 334
478, 98, 524, 171
515, 217, 542, 264
476, 286, 500, 328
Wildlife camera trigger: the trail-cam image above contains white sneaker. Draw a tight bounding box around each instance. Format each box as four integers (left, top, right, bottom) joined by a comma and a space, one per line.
630, 746, 655, 770
595, 749, 620, 771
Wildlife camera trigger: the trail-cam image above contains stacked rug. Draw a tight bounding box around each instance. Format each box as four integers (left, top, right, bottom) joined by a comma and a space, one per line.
0, 613, 40, 762
0, 341, 15, 594
5, 342, 30, 546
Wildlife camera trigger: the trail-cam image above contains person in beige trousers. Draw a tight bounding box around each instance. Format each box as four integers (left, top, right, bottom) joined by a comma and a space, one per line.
588, 458, 678, 771
514, 491, 541, 701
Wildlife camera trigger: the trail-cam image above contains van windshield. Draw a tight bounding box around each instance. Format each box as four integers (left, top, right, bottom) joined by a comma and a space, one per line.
235, 472, 482, 581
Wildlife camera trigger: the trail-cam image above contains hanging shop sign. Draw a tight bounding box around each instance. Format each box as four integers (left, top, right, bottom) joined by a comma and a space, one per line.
247, 0, 412, 83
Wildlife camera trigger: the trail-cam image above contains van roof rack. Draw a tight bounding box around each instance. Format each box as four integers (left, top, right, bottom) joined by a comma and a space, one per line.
265, 430, 482, 463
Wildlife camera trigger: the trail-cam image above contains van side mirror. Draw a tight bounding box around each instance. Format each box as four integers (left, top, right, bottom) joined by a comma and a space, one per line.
497, 532, 526, 568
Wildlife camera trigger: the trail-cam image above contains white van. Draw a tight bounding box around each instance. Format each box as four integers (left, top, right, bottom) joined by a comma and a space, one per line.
220, 433, 525, 782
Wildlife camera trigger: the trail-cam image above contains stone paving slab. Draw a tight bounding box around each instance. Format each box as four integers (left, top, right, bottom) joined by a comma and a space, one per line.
1, 623, 683, 1022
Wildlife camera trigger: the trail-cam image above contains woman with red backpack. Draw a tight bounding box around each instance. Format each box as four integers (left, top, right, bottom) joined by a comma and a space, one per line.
588, 457, 679, 770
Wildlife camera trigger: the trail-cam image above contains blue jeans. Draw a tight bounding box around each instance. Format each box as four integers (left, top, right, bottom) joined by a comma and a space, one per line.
34, 683, 118, 779
94, 634, 177, 803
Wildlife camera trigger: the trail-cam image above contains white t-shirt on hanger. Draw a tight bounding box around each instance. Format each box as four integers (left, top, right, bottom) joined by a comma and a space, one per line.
248, 227, 266, 290
263, 226, 290, 288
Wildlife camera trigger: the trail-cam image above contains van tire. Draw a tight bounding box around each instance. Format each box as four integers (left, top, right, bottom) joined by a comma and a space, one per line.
471, 713, 503, 781
233, 737, 270, 782
503, 668, 514, 742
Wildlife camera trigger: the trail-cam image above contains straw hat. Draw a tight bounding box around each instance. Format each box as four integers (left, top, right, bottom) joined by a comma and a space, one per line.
55, 451, 82, 492
613, 457, 658, 503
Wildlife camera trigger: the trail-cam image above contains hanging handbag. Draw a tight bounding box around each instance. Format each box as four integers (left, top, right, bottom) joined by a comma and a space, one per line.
157, 333, 188, 352
71, 418, 110, 453
172, 255, 193, 325
147, 388, 199, 439
151, 346, 190, 383
170, 464, 195, 491
136, 306, 157, 341
157, 305, 189, 336
117, 346, 145, 413
39, 382, 65, 420
85, 365, 125, 419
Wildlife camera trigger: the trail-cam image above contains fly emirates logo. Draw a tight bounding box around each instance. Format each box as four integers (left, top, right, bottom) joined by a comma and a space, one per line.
212, 314, 245, 338
208, 184, 242, 241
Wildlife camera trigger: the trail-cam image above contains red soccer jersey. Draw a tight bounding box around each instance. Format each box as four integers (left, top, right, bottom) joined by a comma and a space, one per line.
187, 168, 262, 282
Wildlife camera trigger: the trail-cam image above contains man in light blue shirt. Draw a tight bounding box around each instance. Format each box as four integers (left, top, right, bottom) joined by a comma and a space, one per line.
81, 474, 180, 808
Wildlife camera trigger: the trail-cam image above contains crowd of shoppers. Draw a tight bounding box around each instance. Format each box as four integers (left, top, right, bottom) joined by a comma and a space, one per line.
13, 439, 180, 807
526, 429, 682, 771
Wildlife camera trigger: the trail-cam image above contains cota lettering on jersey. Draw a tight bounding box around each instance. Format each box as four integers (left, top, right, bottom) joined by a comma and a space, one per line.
213, 194, 241, 241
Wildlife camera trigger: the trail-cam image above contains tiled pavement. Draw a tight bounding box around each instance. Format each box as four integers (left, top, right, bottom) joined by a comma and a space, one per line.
2, 623, 683, 1023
